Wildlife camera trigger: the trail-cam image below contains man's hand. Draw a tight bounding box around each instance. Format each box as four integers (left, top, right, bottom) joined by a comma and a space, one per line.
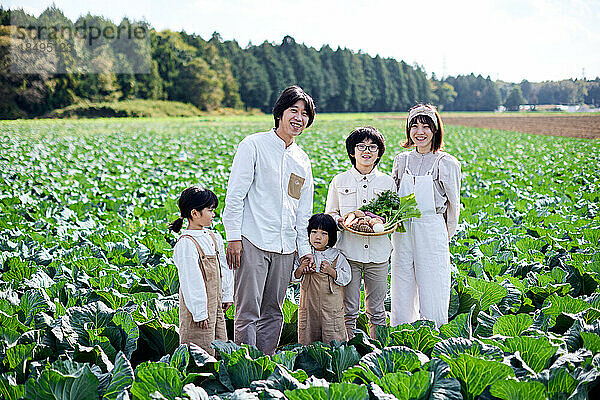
222, 302, 233, 312
300, 253, 315, 270
226, 240, 243, 269
195, 319, 209, 329
294, 257, 314, 279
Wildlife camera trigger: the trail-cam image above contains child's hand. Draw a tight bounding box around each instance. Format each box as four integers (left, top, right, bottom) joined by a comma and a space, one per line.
321, 260, 337, 280
222, 302, 232, 312
195, 319, 209, 329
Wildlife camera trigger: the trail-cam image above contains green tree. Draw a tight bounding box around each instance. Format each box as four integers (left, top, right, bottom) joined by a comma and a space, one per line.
402, 61, 419, 105
536, 80, 582, 105
385, 58, 409, 110
0, 6, 9, 25
327, 48, 353, 111
584, 79, 600, 106
207, 36, 271, 110
504, 86, 525, 111
348, 53, 370, 111
442, 74, 500, 111
175, 57, 224, 110
432, 80, 457, 110
135, 60, 165, 100
372, 56, 397, 111
519, 79, 533, 103
253, 41, 296, 109
202, 42, 242, 108
279, 36, 326, 108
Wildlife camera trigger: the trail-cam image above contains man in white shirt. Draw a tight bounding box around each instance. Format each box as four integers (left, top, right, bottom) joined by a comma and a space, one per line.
223, 86, 316, 355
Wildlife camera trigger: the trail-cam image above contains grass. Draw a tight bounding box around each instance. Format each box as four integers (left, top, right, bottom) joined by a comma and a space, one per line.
43, 99, 263, 119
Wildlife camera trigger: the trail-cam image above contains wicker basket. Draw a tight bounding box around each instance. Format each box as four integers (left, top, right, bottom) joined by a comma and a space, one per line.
344, 224, 398, 236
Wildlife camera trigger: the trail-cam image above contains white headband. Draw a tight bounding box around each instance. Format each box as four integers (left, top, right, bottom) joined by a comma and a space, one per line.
407, 105, 439, 130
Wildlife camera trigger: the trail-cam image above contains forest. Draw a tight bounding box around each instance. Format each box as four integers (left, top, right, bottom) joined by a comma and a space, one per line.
1, 6, 599, 119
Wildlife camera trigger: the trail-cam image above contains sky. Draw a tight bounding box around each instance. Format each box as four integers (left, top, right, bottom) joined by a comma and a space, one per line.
3, 0, 600, 83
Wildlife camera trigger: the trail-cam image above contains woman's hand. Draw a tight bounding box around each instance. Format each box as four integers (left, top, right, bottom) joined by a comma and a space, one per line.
195, 319, 209, 329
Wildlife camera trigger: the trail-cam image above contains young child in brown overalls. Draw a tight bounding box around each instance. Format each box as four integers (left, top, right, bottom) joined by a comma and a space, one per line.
169, 186, 233, 356
293, 213, 351, 345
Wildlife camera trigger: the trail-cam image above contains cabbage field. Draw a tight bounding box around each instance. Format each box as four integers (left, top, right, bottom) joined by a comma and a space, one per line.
1, 115, 600, 400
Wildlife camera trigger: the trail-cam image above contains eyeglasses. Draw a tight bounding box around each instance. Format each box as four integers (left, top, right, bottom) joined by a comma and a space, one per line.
355, 143, 378, 152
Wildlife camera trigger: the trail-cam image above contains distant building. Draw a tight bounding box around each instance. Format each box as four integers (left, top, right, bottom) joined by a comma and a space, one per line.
518, 104, 599, 113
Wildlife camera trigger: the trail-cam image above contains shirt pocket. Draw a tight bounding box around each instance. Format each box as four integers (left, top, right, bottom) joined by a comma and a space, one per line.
337, 186, 358, 212
288, 173, 305, 200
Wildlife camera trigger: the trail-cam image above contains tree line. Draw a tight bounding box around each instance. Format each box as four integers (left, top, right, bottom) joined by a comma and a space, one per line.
1, 6, 599, 119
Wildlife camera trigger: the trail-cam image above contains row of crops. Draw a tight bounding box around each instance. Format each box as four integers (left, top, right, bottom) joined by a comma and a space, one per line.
1, 115, 599, 399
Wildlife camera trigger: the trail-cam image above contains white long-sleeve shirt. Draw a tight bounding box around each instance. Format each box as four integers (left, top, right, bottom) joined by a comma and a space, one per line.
223, 129, 314, 257
173, 229, 234, 322
325, 167, 396, 263
291, 247, 352, 286
391, 150, 462, 238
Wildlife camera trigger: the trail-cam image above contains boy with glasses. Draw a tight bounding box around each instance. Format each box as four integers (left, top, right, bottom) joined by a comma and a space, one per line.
325, 126, 395, 339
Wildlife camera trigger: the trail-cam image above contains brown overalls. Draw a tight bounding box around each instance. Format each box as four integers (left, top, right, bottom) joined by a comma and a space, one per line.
298, 256, 348, 345
177, 232, 227, 356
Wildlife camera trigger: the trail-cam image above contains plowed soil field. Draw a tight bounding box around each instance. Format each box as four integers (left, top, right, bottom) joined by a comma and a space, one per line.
379, 114, 600, 139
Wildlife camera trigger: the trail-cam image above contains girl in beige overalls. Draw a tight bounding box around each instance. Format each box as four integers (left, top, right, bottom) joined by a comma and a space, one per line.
169, 186, 234, 356
293, 213, 351, 345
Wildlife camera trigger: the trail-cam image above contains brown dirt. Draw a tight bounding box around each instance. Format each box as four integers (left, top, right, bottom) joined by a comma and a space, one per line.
378, 115, 600, 139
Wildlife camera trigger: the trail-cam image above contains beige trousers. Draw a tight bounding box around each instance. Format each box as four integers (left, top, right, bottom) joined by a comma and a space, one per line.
233, 237, 295, 355
344, 260, 389, 339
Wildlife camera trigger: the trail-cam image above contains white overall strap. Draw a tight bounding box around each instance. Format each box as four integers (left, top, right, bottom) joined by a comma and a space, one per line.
398, 155, 416, 198
413, 153, 439, 216
426, 153, 445, 176
404, 154, 413, 176
397, 170, 415, 198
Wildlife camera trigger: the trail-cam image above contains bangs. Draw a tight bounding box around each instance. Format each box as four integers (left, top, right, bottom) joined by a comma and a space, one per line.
205, 190, 219, 209
409, 114, 436, 131
307, 213, 338, 247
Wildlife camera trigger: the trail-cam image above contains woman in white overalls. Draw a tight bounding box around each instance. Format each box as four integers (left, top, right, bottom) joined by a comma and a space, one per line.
390, 104, 461, 328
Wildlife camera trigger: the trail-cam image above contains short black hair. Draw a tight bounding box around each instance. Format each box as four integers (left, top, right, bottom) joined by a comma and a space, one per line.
345, 126, 386, 167
273, 85, 316, 128
307, 213, 338, 247
168, 186, 218, 233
